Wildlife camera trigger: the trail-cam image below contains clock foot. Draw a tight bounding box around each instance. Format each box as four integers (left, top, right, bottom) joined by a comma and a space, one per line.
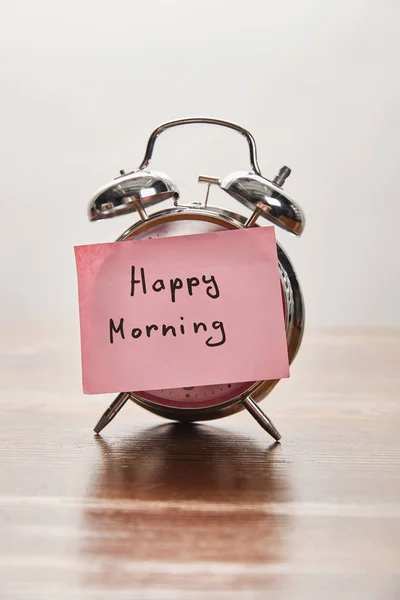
242, 396, 281, 441
93, 392, 131, 434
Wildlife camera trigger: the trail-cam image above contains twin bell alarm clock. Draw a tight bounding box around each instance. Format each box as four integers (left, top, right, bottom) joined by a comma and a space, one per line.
88, 118, 305, 441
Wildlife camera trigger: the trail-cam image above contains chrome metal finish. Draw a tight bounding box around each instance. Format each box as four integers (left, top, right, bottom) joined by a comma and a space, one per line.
220, 171, 305, 236
90, 118, 306, 437
242, 396, 281, 441
88, 170, 179, 221
94, 392, 131, 434
139, 118, 262, 175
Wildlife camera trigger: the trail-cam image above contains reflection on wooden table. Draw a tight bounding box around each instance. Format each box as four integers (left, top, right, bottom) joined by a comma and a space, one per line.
84, 425, 288, 568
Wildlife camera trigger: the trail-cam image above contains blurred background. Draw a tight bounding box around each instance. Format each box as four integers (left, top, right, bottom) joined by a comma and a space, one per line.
0, 0, 399, 335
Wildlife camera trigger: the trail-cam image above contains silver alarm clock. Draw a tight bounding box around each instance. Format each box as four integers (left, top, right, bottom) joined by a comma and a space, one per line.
89, 118, 305, 441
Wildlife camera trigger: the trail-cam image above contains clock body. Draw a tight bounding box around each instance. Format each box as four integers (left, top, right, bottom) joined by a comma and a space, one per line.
116, 204, 304, 422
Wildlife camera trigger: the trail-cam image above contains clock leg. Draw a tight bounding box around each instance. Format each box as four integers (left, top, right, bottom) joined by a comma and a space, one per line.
242, 396, 281, 441
93, 392, 131, 434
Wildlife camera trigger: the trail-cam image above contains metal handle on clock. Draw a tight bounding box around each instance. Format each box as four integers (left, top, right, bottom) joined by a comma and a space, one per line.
139, 117, 262, 176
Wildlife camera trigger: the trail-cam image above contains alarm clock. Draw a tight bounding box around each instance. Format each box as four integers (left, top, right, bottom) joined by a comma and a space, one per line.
88, 118, 305, 441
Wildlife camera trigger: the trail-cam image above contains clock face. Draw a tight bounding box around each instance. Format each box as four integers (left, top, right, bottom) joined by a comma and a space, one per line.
126, 215, 272, 409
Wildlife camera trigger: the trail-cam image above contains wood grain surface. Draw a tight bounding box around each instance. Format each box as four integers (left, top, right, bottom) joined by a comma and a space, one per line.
0, 329, 399, 599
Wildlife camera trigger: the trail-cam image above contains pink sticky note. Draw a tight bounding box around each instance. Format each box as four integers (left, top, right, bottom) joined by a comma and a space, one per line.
74, 226, 289, 394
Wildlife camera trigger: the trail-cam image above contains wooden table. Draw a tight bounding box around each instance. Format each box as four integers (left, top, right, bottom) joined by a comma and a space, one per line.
0, 329, 399, 599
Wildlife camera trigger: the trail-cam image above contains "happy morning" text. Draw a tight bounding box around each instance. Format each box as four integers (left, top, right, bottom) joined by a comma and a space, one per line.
108, 266, 226, 347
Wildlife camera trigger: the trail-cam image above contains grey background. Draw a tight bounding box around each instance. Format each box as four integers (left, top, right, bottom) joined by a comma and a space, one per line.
1, 0, 399, 329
